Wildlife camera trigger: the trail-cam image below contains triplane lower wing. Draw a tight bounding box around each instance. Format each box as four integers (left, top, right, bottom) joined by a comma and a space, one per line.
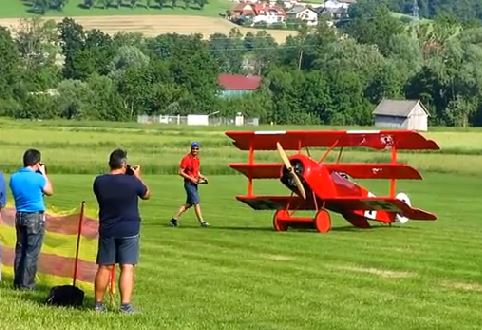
226, 129, 439, 233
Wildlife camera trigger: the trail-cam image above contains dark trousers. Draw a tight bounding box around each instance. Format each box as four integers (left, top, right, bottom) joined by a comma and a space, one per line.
14, 212, 45, 290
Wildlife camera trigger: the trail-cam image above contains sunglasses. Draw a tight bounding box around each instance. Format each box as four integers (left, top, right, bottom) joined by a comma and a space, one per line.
191, 147, 199, 150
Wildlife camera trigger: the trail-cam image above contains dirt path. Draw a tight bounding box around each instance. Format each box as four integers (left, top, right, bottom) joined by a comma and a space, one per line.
0, 15, 296, 43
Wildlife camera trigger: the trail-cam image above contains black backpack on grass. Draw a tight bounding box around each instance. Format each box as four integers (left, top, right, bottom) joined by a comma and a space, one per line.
46, 285, 84, 307
45, 201, 86, 308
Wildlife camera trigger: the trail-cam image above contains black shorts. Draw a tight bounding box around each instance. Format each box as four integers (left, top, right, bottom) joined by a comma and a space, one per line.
96, 235, 139, 265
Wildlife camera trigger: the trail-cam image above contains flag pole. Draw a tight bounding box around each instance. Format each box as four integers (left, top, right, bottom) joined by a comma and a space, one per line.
73, 201, 85, 287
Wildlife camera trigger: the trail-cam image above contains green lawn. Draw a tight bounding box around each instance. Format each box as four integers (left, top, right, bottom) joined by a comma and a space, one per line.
0, 121, 482, 329
0, 0, 232, 18
1, 172, 482, 329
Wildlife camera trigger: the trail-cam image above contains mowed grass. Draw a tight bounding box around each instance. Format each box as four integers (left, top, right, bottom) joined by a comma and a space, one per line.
1, 120, 482, 328
0, 0, 232, 18
1, 119, 482, 175
1, 173, 482, 329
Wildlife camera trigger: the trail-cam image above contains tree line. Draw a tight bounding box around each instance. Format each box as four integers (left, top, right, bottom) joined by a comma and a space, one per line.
1, 0, 482, 126
384, 0, 482, 23
24, 0, 207, 13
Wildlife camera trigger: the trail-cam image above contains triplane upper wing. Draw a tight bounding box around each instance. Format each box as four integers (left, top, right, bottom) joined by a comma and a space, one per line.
225, 129, 439, 150
226, 129, 439, 234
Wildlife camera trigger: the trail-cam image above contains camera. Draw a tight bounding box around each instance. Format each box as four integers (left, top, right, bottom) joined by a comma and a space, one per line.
37, 163, 47, 175
125, 164, 137, 176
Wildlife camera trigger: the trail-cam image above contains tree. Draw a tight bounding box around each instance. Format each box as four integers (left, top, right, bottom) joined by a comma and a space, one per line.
0, 27, 23, 116
84, 74, 126, 120
194, 0, 207, 8
209, 32, 244, 73
15, 18, 61, 91
83, 0, 96, 8
156, 0, 166, 8
342, 0, 404, 56
109, 45, 150, 78
31, 0, 49, 14
56, 79, 92, 119
243, 31, 278, 75
58, 18, 85, 79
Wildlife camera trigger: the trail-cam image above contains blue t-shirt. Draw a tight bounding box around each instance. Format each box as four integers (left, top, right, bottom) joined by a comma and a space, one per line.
9, 168, 47, 212
93, 174, 147, 238
0, 172, 6, 207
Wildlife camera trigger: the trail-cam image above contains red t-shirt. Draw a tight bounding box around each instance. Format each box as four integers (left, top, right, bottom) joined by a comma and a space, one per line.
180, 153, 200, 182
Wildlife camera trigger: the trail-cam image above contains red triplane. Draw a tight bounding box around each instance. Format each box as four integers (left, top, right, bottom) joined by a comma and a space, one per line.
225, 130, 439, 233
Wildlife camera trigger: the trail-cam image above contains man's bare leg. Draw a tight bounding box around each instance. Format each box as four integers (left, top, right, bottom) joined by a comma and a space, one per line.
172, 204, 191, 220
194, 204, 209, 226
95, 264, 114, 304
119, 264, 135, 304
170, 204, 192, 226
193, 204, 204, 223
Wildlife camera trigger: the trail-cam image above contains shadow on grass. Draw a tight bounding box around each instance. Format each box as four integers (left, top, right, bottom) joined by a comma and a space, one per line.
144, 222, 274, 231
331, 224, 420, 232
0, 275, 95, 311
145, 222, 419, 233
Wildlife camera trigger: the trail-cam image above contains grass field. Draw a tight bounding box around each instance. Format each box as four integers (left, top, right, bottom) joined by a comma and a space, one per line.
1, 119, 482, 176
0, 0, 232, 18
0, 0, 297, 42
1, 120, 482, 329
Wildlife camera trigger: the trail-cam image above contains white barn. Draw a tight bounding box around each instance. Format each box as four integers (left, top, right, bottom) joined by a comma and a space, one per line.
373, 99, 429, 131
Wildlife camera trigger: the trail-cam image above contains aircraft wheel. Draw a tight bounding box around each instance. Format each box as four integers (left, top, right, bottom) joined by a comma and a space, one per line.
315, 209, 331, 233
273, 210, 289, 232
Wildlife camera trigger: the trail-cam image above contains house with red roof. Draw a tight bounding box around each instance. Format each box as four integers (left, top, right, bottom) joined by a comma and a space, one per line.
229, 2, 286, 26
217, 73, 262, 97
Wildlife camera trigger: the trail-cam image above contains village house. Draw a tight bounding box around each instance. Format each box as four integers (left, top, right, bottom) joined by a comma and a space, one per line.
229, 2, 286, 25
286, 5, 319, 26
319, 0, 356, 18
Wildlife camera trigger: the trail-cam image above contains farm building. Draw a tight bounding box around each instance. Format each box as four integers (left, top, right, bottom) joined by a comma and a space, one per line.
217, 73, 262, 97
373, 99, 429, 131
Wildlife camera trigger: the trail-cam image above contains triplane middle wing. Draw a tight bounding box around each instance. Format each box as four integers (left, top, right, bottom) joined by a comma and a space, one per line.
226, 129, 439, 233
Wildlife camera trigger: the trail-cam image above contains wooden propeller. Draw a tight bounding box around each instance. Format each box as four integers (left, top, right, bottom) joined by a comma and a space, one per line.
276, 142, 306, 199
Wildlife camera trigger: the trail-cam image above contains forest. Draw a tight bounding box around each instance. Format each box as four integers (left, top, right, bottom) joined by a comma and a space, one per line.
1, 0, 482, 126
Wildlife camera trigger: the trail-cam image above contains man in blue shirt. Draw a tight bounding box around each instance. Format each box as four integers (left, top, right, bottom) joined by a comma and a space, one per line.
9, 149, 53, 290
93, 149, 150, 314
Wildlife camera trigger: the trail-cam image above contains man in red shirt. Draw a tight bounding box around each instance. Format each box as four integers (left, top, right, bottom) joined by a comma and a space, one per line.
170, 142, 209, 227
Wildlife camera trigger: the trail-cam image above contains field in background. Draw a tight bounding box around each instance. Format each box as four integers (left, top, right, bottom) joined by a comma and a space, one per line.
1, 120, 481, 329
0, 0, 297, 42
0, 15, 296, 42
0, 119, 481, 176
0, 0, 232, 18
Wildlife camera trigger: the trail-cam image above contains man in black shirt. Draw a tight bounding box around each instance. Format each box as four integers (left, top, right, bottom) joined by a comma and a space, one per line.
93, 149, 150, 313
